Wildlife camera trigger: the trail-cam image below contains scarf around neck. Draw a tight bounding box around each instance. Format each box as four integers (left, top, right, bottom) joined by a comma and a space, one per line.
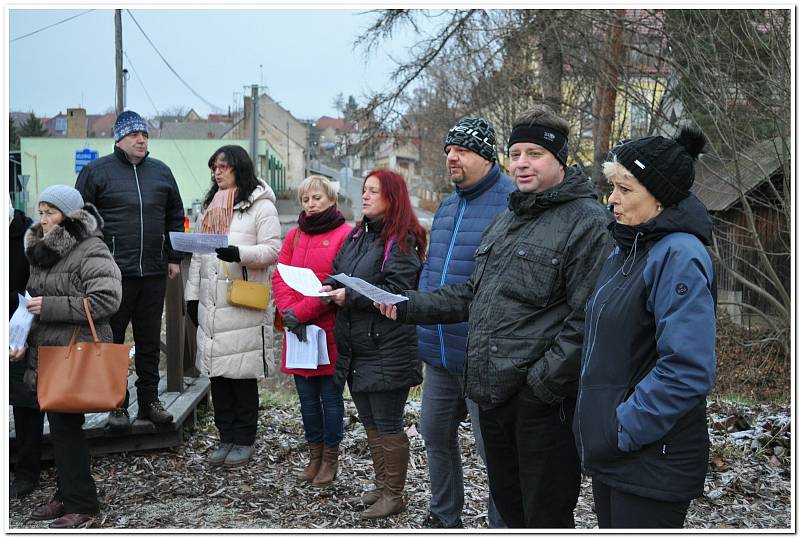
297, 205, 345, 235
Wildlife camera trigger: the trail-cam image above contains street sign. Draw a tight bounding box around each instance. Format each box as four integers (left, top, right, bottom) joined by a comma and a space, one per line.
74, 148, 98, 173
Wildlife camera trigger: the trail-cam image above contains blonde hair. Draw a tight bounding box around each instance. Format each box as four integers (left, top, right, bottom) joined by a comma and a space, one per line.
297, 175, 339, 206
602, 156, 638, 185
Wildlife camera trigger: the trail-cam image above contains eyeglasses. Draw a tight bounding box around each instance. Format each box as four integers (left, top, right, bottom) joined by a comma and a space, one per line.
211, 162, 231, 173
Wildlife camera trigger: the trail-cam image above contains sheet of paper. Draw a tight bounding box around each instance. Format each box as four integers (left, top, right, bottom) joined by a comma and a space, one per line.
276, 263, 330, 297
284, 324, 329, 369
9, 292, 34, 351
169, 231, 228, 254
329, 273, 409, 305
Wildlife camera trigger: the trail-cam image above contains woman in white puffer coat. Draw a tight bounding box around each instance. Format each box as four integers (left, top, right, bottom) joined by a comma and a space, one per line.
184, 145, 281, 467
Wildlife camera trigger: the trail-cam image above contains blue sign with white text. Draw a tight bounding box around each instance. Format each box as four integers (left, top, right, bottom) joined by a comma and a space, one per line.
75, 148, 98, 173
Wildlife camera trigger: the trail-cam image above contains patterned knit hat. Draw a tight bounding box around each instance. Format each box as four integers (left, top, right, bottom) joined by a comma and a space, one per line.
113, 110, 149, 142
37, 185, 84, 216
611, 126, 707, 207
444, 117, 497, 162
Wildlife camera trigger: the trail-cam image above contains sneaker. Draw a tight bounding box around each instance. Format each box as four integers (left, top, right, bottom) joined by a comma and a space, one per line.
107, 408, 131, 430
208, 443, 234, 466
422, 512, 463, 529
10, 479, 37, 499
137, 401, 173, 424
224, 444, 255, 467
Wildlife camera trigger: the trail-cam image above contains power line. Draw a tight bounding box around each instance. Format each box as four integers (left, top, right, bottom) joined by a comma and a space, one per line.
125, 10, 223, 113
10, 9, 95, 42
123, 50, 205, 193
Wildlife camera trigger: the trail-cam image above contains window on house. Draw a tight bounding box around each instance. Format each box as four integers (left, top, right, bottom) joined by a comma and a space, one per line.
629, 104, 648, 138
55, 117, 66, 133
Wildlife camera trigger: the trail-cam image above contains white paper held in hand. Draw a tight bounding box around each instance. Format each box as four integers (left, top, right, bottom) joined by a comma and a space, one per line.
9, 292, 34, 351
284, 325, 330, 369
329, 273, 409, 305
276, 263, 331, 297
169, 231, 228, 254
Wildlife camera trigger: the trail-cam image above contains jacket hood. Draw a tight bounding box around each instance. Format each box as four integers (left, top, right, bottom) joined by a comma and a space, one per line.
611, 193, 713, 251
9, 210, 32, 240
24, 203, 104, 268
234, 179, 276, 211
508, 166, 597, 218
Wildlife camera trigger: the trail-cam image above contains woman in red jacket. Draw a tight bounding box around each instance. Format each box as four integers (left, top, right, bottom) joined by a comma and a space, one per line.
272, 175, 352, 487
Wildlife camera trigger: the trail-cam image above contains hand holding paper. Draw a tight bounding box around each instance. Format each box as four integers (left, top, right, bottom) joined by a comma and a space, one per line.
276, 263, 331, 297
329, 273, 408, 305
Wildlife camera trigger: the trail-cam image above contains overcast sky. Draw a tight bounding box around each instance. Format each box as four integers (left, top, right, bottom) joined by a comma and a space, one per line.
9, 8, 421, 121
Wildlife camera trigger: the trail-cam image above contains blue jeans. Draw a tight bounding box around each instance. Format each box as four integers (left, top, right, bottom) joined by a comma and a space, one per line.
293, 375, 344, 447
350, 387, 409, 434
421, 364, 506, 528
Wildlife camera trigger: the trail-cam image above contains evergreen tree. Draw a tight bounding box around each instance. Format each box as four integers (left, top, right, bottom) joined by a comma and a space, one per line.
17, 113, 48, 138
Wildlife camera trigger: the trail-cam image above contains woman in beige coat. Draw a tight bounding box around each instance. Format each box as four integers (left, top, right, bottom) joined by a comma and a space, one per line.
185, 145, 281, 467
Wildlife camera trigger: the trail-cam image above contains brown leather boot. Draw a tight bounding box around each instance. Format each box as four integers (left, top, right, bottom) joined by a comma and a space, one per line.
297, 443, 323, 482
361, 431, 409, 519
312, 445, 339, 487
360, 428, 385, 505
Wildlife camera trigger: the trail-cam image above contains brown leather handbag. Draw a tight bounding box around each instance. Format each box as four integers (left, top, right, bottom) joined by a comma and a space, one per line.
37, 298, 130, 413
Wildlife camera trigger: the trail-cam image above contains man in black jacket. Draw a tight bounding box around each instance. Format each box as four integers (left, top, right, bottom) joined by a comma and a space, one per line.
76, 110, 185, 429
378, 104, 612, 528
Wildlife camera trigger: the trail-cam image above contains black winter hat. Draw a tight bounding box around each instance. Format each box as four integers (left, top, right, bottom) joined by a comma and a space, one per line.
611, 126, 707, 207
444, 117, 497, 162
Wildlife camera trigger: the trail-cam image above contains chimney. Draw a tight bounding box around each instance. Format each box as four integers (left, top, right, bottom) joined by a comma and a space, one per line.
66, 108, 87, 138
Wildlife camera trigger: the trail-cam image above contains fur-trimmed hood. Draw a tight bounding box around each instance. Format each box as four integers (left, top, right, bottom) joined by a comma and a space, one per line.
24, 203, 105, 268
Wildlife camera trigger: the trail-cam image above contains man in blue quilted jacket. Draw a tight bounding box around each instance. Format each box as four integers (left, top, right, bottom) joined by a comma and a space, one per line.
417, 117, 513, 529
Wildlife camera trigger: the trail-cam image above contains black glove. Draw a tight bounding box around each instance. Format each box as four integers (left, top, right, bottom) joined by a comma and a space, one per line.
186, 300, 199, 327
394, 299, 409, 322
215, 245, 240, 263
282, 309, 307, 343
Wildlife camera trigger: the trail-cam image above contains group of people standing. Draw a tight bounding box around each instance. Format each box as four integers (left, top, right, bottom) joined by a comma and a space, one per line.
9, 104, 717, 530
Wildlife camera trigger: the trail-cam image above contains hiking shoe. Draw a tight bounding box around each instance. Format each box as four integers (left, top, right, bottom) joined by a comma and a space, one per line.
137, 401, 173, 424
224, 444, 255, 467
49, 513, 95, 529
107, 408, 131, 430
30, 499, 65, 521
208, 443, 234, 466
422, 512, 463, 528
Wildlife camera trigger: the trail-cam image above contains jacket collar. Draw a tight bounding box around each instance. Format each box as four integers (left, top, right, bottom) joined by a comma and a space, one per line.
508, 166, 597, 219
24, 204, 102, 268
113, 145, 149, 167
456, 163, 503, 201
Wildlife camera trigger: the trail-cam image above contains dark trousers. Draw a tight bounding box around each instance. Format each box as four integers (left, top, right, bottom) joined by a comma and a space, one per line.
12, 406, 44, 485
350, 387, 409, 434
111, 275, 167, 409
479, 387, 581, 528
293, 375, 344, 447
48, 412, 98, 514
592, 479, 690, 528
210, 376, 259, 446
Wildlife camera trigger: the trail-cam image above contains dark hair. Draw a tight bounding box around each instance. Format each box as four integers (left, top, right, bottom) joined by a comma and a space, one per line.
203, 145, 260, 209
363, 168, 427, 262
511, 103, 570, 137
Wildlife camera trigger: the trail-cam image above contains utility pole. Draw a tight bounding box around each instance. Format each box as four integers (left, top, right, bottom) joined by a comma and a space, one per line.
249, 84, 258, 165
115, 10, 124, 115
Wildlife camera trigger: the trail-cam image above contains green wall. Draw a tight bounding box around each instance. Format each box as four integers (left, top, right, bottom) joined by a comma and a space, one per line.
18, 138, 283, 214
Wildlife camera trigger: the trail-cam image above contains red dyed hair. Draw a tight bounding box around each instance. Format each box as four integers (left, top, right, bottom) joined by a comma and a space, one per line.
363, 168, 427, 262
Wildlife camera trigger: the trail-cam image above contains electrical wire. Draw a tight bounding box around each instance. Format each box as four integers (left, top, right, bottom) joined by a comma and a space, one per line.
125, 10, 223, 113
10, 9, 95, 42
123, 50, 205, 193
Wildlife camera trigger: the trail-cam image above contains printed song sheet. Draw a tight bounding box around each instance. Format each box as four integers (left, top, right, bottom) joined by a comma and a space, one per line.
169, 231, 228, 254
329, 273, 409, 305
276, 263, 330, 297
285, 325, 330, 369
9, 292, 34, 351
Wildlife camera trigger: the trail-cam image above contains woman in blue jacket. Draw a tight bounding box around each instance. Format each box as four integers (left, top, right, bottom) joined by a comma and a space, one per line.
574, 127, 716, 528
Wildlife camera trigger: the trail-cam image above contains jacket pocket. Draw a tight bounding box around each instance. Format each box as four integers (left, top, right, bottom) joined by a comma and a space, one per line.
575, 384, 628, 467
502, 244, 561, 306
471, 241, 493, 288
486, 336, 539, 405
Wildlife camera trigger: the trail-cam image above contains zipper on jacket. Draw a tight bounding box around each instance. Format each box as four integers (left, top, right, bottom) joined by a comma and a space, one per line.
576, 263, 624, 465
437, 198, 468, 369
261, 326, 268, 376
133, 164, 144, 276
112, 236, 116, 256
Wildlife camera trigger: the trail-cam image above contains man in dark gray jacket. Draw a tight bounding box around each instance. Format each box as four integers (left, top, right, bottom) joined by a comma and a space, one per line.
377, 104, 612, 528
76, 110, 185, 429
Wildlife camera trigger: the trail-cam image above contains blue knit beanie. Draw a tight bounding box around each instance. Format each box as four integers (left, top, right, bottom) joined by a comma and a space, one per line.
113, 110, 149, 142
37, 185, 84, 216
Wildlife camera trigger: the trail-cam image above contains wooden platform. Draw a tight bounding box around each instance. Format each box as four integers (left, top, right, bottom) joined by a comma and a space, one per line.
9, 373, 210, 461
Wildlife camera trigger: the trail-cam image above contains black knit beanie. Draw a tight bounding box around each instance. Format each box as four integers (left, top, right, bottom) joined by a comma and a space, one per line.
611, 126, 707, 207
444, 117, 497, 163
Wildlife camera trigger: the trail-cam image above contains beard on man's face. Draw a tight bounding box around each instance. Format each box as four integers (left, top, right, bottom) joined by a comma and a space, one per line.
449, 168, 467, 185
